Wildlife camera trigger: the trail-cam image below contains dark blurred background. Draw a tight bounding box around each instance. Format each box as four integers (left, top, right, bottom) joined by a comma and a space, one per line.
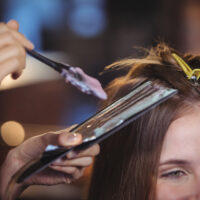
0, 0, 200, 199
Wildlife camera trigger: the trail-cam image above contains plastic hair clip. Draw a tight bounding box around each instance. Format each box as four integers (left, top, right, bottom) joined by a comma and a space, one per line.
172, 53, 200, 82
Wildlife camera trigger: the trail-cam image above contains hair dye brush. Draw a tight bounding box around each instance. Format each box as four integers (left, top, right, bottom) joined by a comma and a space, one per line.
12, 79, 177, 185
26, 49, 107, 100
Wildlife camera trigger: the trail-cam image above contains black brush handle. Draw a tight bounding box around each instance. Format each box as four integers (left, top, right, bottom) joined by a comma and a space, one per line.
26, 49, 70, 72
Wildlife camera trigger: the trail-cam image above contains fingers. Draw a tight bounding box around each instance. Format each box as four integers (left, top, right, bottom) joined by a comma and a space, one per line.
52, 156, 93, 167
15, 125, 83, 163
0, 20, 34, 81
0, 31, 19, 48
57, 131, 82, 147
0, 42, 26, 80
50, 166, 79, 174
0, 57, 22, 81
49, 143, 99, 181
0, 44, 25, 64
49, 166, 85, 183
7, 19, 19, 31
7, 20, 33, 49
42, 131, 82, 148
9, 29, 34, 49
40, 127, 100, 184
66, 144, 100, 159
0, 22, 34, 49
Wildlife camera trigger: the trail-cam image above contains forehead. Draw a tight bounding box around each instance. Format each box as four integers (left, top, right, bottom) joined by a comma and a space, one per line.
160, 105, 200, 163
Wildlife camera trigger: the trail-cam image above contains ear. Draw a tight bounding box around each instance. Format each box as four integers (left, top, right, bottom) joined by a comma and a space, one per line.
7, 19, 19, 31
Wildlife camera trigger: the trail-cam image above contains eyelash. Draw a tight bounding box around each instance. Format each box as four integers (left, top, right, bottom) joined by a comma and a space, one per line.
161, 170, 186, 179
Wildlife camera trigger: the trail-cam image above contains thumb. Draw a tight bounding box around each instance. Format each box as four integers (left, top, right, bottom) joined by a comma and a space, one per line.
18, 130, 82, 161
57, 131, 82, 147
7, 19, 19, 31
42, 129, 82, 148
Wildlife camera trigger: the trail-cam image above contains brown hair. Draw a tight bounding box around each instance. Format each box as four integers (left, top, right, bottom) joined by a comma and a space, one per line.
88, 44, 200, 200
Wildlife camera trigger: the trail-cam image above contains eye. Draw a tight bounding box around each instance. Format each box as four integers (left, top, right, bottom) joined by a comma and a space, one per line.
161, 170, 186, 179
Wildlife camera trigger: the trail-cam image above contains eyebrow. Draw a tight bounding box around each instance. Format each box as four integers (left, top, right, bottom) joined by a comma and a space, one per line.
159, 159, 190, 166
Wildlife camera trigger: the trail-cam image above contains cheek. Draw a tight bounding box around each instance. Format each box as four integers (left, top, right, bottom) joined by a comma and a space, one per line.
155, 181, 199, 200
156, 182, 181, 200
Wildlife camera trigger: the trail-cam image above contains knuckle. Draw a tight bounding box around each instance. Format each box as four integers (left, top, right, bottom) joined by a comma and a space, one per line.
4, 32, 14, 42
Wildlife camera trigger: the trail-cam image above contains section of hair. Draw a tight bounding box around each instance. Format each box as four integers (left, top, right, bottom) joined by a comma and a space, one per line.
88, 43, 200, 200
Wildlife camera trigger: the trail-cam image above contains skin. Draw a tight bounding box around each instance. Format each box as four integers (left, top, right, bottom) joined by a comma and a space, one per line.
156, 104, 200, 199
0, 20, 100, 199
0, 20, 34, 81
0, 127, 100, 199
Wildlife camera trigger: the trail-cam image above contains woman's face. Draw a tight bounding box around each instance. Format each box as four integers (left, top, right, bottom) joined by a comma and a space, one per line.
156, 105, 200, 200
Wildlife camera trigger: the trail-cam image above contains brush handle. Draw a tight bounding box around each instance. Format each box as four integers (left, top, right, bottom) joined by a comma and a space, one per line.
26, 49, 70, 72
26, 49, 107, 100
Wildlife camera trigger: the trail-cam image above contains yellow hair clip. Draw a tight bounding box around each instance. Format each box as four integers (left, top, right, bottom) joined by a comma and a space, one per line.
172, 53, 200, 81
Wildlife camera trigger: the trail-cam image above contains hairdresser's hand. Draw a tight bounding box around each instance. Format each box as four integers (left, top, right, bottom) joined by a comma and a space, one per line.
0, 126, 100, 199
0, 19, 34, 82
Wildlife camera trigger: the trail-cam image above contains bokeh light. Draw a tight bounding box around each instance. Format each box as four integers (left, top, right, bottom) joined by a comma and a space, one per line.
67, 0, 107, 38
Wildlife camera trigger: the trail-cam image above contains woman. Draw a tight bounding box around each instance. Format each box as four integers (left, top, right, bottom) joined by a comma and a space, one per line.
88, 44, 200, 199
0, 20, 100, 200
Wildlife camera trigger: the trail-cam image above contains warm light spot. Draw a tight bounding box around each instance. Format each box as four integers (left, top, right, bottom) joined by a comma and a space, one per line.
1, 121, 25, 146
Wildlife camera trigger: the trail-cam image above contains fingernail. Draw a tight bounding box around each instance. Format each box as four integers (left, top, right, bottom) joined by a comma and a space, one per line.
12, 72, 19, 79
65, 133, 80, 145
